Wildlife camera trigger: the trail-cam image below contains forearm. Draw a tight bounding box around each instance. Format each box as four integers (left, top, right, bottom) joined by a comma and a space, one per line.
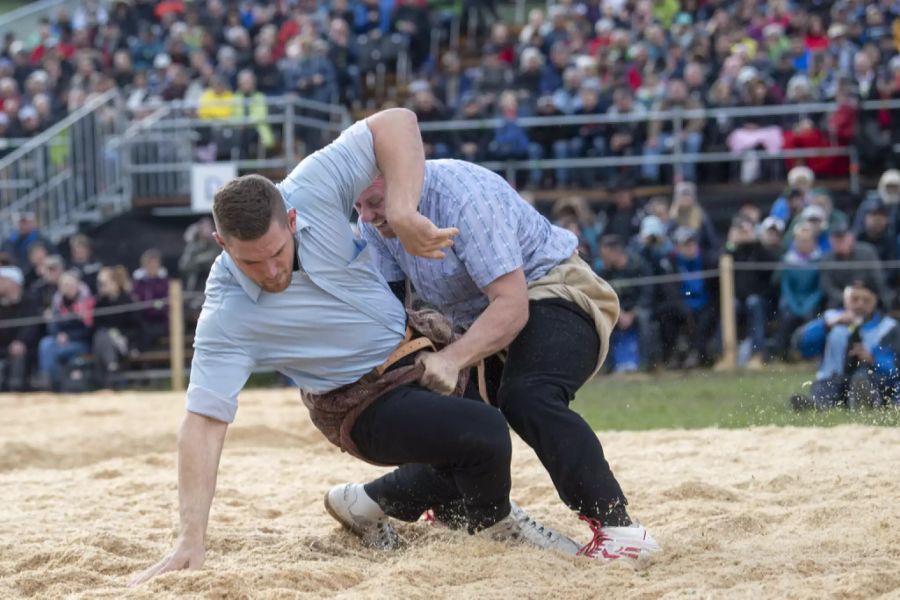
366, 108, 425, 224
440, 296, 528, 369
177, 412, 228, 542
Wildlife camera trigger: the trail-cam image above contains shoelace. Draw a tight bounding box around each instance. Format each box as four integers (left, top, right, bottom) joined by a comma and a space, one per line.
576, 515, 609, 558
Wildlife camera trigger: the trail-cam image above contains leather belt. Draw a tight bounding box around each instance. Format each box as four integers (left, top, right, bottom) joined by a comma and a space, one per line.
375, 326, 436, 376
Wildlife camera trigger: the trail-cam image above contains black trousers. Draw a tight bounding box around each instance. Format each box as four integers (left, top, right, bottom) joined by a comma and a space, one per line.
492, 299, 627, 522
361, 299, 627, 526
353, 383, 512, 531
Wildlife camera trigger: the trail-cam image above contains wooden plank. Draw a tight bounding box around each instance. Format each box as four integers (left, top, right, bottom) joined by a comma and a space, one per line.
168, 279, 186, 391
718, 254, 737, 371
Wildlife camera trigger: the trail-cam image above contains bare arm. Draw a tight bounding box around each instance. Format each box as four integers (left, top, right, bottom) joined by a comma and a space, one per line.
366, 108, 458, 259
418, 269, 529, 394
367, 108, 425, 224
129, 411, 228, 586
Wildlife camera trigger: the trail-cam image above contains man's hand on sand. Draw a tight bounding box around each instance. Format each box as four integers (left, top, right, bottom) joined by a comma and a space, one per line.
129, 537, 205, 586
390, 212, 458, 259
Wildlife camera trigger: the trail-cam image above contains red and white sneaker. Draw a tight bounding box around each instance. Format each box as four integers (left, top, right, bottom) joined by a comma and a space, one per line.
577, 516, 661, 560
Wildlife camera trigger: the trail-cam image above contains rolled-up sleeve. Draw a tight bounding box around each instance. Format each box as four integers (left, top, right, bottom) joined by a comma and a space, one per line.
280, 120, 379, 220
453, 193, 524, 289
186, 310, 255, 423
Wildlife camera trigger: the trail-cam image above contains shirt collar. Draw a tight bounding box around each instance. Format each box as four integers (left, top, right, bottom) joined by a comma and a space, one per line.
223, 225, 311, 303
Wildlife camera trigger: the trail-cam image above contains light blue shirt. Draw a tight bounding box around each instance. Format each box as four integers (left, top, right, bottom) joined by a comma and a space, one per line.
360, 159, 578, 328
186, 121, 407, 423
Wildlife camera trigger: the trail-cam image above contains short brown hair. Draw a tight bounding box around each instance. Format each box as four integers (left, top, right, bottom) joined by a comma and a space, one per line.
99, 265, 132, 294
213, 174, 287, 241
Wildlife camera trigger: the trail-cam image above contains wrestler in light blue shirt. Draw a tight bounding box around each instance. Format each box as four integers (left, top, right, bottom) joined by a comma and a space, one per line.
359, 160, 578, 328
186, 120, 407, 423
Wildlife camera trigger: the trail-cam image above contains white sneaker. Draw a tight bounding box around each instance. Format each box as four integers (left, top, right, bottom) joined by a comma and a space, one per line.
324, 483, 399, 550
478, 500, 581, 556
578, 518, 661, 560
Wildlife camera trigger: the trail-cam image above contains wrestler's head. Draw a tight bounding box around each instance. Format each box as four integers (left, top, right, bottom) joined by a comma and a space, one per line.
212, 174, 297, 293
354, 177, 395, 238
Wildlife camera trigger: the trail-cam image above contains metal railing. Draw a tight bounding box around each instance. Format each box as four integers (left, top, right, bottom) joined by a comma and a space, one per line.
113, 96, 900, 207
0, 0, 85, 41
119, 94, 351, 204
414, 98, 900, 192
4, 93, 897, 232
0, 89, 127, 241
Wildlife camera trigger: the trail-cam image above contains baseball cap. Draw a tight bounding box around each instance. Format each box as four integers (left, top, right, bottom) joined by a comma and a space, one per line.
761, 216, 785, 233
595, 18, 614, 33
153, 53, 172, 70
0, 266, 23, 286
848, 277, 879, 299
828, 24, 847, 38
800, 205, 827, 222
788, 166, 815, 187
520, 47, 544, 65
829, 214, 851, 235
737, 66, 760, 86
763, 23, 784, 37
673, 226, 699, 244
880, 168, 900, 189
869, 201, 889, 216
408, 79, 431, 94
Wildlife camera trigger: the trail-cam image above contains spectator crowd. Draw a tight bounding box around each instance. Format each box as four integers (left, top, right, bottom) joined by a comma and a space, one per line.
0, 212, 219, 392
3, 1, 900, 409
567, 165, 900, 409
1, 0, 899, 178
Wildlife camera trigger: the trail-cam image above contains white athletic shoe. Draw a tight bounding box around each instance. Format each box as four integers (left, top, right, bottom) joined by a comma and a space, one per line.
324, 483, 399, 550
478, 500, 581, 556
577, 518, 661, 560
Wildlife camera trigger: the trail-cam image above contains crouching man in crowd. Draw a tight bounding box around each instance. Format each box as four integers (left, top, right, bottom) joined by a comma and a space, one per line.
791, 280, 900, 410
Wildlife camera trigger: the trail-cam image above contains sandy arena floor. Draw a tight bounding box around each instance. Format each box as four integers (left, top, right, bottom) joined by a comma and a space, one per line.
0, 389, 898, 599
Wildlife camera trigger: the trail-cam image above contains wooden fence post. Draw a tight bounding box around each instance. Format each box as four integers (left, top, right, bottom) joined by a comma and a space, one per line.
718, 254, 737, 370
168, 279, 185, 391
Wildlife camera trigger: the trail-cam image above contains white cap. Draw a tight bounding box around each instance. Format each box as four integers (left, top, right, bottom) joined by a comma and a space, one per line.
761, 215, 785, 233
0, 266, 24, 286
763, 23, 784, 37
828, 24, 847, 38
737, 66, 760, 86
800, 205, 827, 222
788, 165, 815, 187
153, 53, 171, 70
595, 18, 614, 33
